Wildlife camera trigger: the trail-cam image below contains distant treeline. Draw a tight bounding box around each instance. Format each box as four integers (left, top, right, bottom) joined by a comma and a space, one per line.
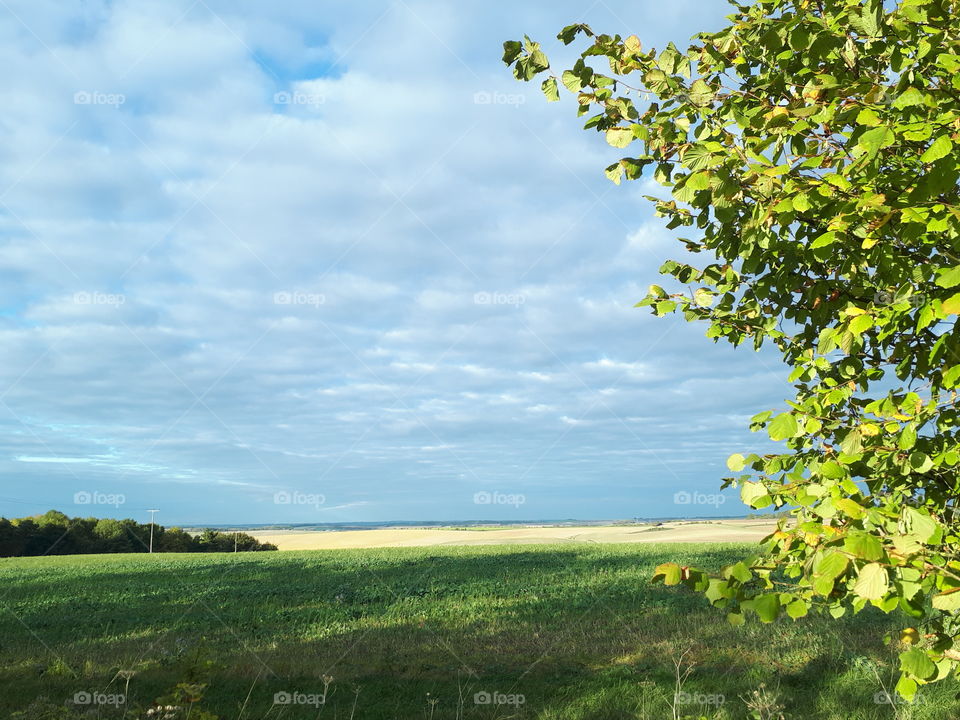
0, 510, 278, 557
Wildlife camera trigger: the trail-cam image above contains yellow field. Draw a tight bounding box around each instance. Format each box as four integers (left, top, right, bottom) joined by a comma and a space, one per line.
251, 518, 778, 550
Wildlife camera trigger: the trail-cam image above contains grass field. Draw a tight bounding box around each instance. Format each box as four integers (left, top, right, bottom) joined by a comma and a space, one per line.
1, 543, 956, 719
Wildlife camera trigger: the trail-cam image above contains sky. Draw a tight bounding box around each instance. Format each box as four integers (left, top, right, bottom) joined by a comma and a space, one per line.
0, 0, 790, 525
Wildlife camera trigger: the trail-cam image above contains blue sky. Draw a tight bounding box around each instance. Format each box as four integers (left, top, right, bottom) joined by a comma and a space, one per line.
0, 0, 788, 525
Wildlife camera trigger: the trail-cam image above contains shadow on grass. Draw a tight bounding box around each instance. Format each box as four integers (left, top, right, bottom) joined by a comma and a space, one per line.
0, 544, 953, 719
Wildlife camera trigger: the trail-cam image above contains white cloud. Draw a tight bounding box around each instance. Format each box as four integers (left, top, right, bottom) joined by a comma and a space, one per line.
0, 0, 785, 523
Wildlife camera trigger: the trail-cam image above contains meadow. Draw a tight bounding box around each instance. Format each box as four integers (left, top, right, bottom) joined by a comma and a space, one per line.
1, 542, 956, 719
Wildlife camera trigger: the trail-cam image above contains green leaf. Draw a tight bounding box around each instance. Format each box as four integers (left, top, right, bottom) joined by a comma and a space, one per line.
853, 562, 888, 600
840, 429, 863, 455
845, 533, 884, 561
892, 535, 924, 557
727, 453, 746, 472
541, 76, 559, 102
686, 171, 712, 191
728, 561, 752, 583
901, 206, 929, 224
741, 480, 771, 509
705, 578, 731, 604
895, 674, 918, 700
768, 413, 799, 441
892, 87, 927, 109
657, 45, 680, 74
561, 70, 582, 93
849, 314, 873, 335
653, 562, 682, 585
944, 293, 960, 315
904, 507, 938, 544
856, 126, 894, 158
856, 108, 882, 126
814, 551, 850, 581
921, 135, 952, 164
693, 288, 714, 307
750, 410, 773, 427
502, 40, 523, 64
850, 1, 882, 36
937, 53, 960, 73
529, 48, 549, 72
605, 162, 623, 185
810, 231, 838, 249
932, 588, 960, 611
605, 127, 633, 148
556, 23, 591, 45
909, 451, 933, 473
819, 460, 845, 479
681, 145, 714, 171
786, 599, 809, 619
898, 423, 917, 450
753, 593, 780, 623
687, 78, 713, 106
936, 266, 960, 289
836, 498, 865, 519
900, 647, 936, 680
792, 193, 811, 211
828, 604, 846, 619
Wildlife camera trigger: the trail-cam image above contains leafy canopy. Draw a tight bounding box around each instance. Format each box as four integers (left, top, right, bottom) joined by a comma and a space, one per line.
505, 0, 960, 698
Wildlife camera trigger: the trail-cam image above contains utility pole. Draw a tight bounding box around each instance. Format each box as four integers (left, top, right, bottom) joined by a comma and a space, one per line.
147, 509, 159, 553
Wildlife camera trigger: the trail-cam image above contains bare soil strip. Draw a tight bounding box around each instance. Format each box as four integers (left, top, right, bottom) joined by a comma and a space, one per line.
251, 518, 777, 550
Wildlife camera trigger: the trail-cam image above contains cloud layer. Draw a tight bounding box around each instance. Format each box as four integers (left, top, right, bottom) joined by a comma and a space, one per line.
0, 0, 788, 523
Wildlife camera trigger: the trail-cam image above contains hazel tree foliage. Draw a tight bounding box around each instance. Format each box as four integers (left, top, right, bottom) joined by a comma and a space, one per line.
505, 0, 960, 697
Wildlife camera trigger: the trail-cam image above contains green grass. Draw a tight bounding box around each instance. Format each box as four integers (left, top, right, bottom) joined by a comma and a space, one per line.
0, 542, 955, 719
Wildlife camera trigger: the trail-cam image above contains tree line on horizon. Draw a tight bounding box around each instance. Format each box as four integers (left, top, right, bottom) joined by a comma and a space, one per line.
0, 510, 278, 557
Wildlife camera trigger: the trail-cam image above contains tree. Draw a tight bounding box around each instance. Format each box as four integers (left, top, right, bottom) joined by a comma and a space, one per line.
504, 0, 960, 698
0, 511, 279, 555
93, 517, 134, 553
0, 518, 24, 557
36, 510, 69, 527
158, 526, 196, 553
